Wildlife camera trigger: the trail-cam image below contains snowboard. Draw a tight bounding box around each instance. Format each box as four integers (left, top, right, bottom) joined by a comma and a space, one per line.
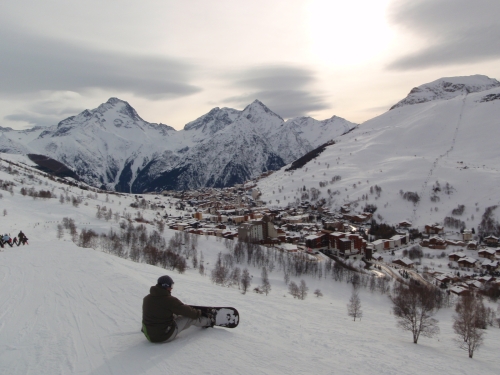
189, 305, 240, 328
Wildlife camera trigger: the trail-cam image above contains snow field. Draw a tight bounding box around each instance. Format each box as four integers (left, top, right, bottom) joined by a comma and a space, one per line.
0, 160, 499, 375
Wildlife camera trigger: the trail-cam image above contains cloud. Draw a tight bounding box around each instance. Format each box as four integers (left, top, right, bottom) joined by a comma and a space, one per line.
222, 65, 330, 118
0, 28, 202, 99
4, 112, 61, 128
387, 0, 500, 70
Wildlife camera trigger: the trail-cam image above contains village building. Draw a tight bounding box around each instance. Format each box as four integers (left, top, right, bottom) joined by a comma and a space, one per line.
238, 222, 263, 242
462, 229, 473, 241
231, 216, 246, 224
481, 259, 499, 272
237, 215, 279, 244
434, 273, 454, 286
477, 276, 496, 284
337, 238, 353, 257
390, 234, 408, 247
467, 240, 478, 250
371, 239, 385, 252
276, 243, 299, 253
484, 235, 499, 247
445, 239, 466, 247
478, 248, 497, 260
421, 236, 447, 249
457, 257, 478, 269
398, 220, 412, 228
392, 257, 414, 268
282, 214, 309, 224
449, 252, 465, 262
466, 280, 484, 289
384, 238, 395, 250
424, 223, 444, 235
323, 221, 344, 231
449, 285, 469, 296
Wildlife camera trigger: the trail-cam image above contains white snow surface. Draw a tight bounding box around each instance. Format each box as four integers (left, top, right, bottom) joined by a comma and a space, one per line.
257, 75, 500, 228
1, 155, 499, 375
390, 75, 500, 109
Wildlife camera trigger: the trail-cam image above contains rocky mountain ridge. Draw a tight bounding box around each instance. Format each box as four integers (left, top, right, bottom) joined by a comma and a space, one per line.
0, 98, 357, 192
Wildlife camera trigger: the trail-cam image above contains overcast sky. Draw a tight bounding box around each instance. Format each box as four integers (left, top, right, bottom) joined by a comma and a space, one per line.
1, 0, 499, 130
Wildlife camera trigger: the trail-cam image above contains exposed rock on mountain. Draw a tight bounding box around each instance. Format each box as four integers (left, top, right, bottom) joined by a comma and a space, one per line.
0, 98, 356, 192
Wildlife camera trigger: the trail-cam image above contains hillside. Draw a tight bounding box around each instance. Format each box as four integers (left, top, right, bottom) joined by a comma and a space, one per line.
0, 154, 499, 375
257, 75, 500, 230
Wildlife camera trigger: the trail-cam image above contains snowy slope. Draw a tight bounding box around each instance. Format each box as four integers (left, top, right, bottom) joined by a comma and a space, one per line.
0, 156, 499, 375
257, 75, 500, 229
0, 99, 356, 193
390, 74, 500, 110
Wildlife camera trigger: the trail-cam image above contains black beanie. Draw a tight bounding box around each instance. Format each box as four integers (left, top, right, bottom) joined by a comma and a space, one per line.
157, 275, 174, 289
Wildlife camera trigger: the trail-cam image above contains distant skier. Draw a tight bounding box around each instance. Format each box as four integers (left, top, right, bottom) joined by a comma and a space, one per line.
17, 230, 28, 245
142, 275, 214, 343
2, 234, 13, 247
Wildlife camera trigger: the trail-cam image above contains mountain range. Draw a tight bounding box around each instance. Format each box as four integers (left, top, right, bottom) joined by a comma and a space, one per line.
1, 74, 500, 230
0, 99, 356, 192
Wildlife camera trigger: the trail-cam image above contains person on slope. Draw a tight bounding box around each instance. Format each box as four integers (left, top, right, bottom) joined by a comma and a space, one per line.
17, 230, 28, 245
2, 234, 13, 247
142, 275, 214, 343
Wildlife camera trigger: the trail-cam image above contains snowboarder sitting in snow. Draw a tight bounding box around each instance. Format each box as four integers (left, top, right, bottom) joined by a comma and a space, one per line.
17, 230, 28, 245
142, 275, 214, 343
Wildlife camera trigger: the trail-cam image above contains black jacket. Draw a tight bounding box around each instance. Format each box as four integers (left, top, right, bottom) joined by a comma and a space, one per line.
142, 286, 201, 342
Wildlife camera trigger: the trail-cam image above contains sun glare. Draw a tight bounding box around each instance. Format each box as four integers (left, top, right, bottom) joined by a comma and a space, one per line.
306, 0, 394, 66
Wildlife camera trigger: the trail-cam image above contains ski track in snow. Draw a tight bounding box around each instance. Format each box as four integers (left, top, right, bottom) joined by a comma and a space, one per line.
410, 94, 468, 224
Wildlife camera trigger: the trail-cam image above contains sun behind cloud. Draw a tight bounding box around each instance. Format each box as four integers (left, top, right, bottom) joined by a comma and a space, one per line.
306, 0, 394, 66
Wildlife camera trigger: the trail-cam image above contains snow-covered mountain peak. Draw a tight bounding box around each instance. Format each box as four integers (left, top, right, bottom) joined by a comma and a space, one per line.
390, 74, 500, 110
241, 100, 284, 123
183, 107, 240, 136
94, 97, 144, 123
0, 96, 360, 192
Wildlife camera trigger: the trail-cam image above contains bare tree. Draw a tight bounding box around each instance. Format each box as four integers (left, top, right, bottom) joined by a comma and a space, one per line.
199, 252, 205, 276
260, 267, 271, 296
211, 252, 229, 285
391, 283, 440, 344
369, 275, 377, 293
229, 267, 241, 288
56, 224, 64, 239
298, 280, 308, 300
129, 243, 141, 262
241, 268, 251, 294
453, 293, 486, 358
288, 281, 299, 298
347, 290, 363, 321
284, 270, 290, 285
192, 252, 198, 269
